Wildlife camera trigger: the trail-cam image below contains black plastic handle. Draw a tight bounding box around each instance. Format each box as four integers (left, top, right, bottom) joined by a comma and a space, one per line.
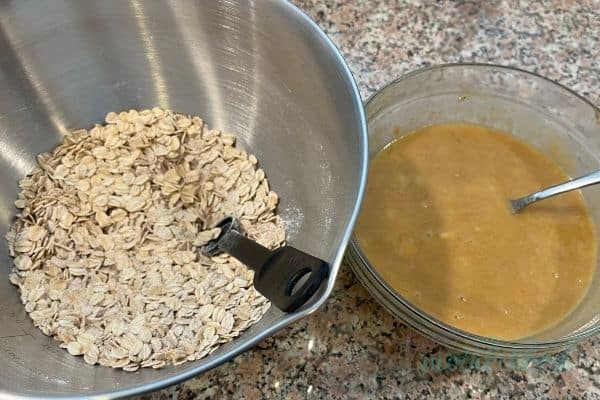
201, 217, 329, 312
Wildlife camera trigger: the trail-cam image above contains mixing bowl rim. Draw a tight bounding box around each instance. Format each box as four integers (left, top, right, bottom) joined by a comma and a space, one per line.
365, 63, 600, 115
354, 62, 600, 350
0, 1, 368, 399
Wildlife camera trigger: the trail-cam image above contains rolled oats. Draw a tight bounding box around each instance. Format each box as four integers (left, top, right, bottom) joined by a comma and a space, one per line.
7, 108, 286, 371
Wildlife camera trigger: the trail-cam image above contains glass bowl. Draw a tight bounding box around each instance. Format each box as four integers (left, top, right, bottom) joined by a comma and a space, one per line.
347, 64, 600, 357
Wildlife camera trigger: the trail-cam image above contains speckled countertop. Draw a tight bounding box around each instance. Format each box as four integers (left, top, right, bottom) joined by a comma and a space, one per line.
141, 1, 600, 399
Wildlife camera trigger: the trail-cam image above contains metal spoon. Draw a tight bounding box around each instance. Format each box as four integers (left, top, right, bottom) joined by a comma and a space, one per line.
510, 170, 600, 213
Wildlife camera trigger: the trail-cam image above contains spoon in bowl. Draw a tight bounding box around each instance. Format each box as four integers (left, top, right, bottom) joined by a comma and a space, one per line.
510, 170, 600, 213
199, 217, 329, 312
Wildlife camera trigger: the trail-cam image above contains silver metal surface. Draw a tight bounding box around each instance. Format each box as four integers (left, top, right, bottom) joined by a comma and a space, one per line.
510, 170, 600, 213
0, 1, 368, 398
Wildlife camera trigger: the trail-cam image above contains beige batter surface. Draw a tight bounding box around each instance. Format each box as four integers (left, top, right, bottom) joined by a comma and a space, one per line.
356, 123, 597, 340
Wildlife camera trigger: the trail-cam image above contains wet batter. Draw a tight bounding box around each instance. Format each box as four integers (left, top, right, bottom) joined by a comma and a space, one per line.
356, 123, 597, 340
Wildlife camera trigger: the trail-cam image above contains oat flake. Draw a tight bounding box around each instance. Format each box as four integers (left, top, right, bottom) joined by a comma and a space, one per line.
6, 108, 286, 371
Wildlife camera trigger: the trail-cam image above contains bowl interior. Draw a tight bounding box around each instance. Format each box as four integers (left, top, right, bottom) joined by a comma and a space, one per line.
0, 1, 366, 397
358, 64, 600, 352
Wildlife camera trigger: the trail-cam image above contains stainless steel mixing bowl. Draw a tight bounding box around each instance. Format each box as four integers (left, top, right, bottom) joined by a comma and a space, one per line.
0, 1, 367, 398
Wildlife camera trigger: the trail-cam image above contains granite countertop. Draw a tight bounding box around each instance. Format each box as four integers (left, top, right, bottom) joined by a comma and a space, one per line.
142, 1, 600, 399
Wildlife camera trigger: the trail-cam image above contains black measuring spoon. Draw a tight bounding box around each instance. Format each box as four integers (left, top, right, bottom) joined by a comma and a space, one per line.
200, 217, 329, 313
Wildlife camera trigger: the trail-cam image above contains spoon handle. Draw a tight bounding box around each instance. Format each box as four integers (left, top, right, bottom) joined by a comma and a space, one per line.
200, 217, 329, 312
511, 169, 600, 213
